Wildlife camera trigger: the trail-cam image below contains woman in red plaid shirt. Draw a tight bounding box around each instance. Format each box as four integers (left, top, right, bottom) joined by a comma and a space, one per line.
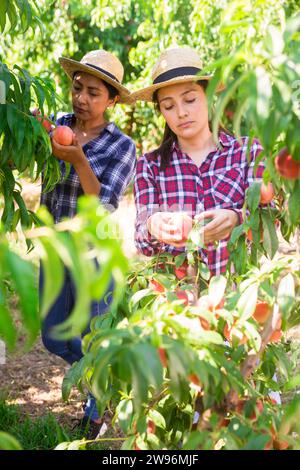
132, 46, 265, 275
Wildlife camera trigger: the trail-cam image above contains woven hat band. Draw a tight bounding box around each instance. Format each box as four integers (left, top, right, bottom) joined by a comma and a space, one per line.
84, 63, 120, 83
153, 66, 201, 84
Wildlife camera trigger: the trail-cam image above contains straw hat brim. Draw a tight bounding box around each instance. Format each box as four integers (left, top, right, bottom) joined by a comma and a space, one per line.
59, 57, 132, 104
131, 74, 225, 102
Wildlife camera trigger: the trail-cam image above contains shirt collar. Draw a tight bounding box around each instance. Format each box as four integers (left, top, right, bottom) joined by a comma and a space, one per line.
218, 131, 235, 147
105, 122, 116, 135
172, 130, 233, 154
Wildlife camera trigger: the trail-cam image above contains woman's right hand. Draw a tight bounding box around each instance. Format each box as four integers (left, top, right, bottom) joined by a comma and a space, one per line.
147, 212, 191, 247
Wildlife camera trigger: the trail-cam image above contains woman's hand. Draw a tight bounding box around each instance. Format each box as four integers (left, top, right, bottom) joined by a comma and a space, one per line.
147, 212, 191, 247
51, 134, 85, 168
194, 209, 239, 245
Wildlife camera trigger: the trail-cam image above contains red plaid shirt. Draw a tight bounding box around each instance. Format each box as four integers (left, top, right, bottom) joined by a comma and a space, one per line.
134, 132, 264, 275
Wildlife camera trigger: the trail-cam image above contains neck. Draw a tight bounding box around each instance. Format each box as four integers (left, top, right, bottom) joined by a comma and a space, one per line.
178, 126, 215, 155
75, 116, 107, 132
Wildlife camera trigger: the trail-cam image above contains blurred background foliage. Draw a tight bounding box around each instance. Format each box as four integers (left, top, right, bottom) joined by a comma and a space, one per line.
1, 0, 299, 153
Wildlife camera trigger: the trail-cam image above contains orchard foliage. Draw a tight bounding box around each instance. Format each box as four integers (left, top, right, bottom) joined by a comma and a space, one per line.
0, 196, 128, 349
0, 0, 300, 452
61, 253, 300, 450
203, 11, 300, 273
0, 0, 41, 34
0, 0, 64, 231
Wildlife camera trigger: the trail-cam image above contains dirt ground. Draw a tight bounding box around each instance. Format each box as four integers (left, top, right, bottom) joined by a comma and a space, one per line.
0, 180, 299, 433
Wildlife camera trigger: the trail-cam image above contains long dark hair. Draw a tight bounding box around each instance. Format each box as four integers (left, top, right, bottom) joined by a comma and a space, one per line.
153, 80, 229, 171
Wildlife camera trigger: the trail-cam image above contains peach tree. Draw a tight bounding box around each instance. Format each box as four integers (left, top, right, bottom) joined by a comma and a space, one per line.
60, 10, 300, 450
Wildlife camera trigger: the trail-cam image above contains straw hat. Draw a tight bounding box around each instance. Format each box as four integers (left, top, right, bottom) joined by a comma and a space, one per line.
132, 46, 224, 102
59, 50, 131, 104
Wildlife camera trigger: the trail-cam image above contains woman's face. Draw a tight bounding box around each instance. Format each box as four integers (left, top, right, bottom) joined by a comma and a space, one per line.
157, 81, 209, 140
71, 72, 117, 121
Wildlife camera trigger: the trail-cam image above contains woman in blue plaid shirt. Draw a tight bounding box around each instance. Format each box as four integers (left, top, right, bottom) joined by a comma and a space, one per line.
39, 49, 136, 438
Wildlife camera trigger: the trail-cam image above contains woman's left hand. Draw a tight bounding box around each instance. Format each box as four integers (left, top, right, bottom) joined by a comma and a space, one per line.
51, 135, 85, 167
194, 209, 239, 245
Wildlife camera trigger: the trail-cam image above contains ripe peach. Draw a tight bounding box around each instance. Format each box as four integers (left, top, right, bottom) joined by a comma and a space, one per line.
260, 182, 274, 205
269, 317, 282, 342
175, 290, 189, 306
218, 417, 230, 428
246, 228, 263, 242
275, 147, 300, 180
235, 399, 264, 420
52, 125, 74, 146
253, 301, 272, 324
273, 438, 289, 450
174, 260, 188, 280
32, 108, 52, 133
158, 347, 167, 368
169, 212, 193, 242
269, 329, 283, 342
199, 316, 210, 330
146, 420, 156, 434
188, 373, 202, 387
149, 279, 165, 293
225, 109, 234, 120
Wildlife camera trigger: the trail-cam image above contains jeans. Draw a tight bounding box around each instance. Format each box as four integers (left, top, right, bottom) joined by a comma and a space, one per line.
40, 266, 114, 421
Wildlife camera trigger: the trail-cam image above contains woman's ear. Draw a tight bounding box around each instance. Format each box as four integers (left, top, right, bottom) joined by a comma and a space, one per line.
107, 96, 119, 109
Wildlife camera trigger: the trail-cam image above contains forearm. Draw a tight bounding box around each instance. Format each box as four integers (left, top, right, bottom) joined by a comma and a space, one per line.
73, 158, 101, 196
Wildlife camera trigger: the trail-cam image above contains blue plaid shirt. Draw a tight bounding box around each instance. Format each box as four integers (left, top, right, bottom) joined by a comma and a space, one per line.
41, 113, 136, 222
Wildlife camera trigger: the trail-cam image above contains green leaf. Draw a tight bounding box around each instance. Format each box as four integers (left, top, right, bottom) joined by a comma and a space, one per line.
284, 373, 300, 392
4, 250, 39, 347
198, 262, 211, 281
0, 0, 8, 32
243, 321, 261, 352
0, 80, 6, 104
55, 442, 71, 450
182, 431, 206, 450
255, 66, 272, 119
229, 236, 248, 274
48, 233, 93, 338
129, 288, 154, 309
229, 222, 245, 245
261, 210, 279, 258
208, 275, 227, 308
197, 330, 224, 345
12, 191, 30, 229
148, 409, 166, 430
288, 180, 300, 224
242, 434, 272, 450
277, 273, 295, 318
115, 399, 134, 434
174, 253, 187, 268
0, 432, 22, 450
129, 350, 151, 410
121, 436, 136, 451
39, 239, 64, 319
212, 71, 250, 143
0, 283, 17, 351
237, 283, 258, 321
167, 341, 191, 402
284, 12, 300, 44
265, 26, 284, 56
246, 182, 261, 213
